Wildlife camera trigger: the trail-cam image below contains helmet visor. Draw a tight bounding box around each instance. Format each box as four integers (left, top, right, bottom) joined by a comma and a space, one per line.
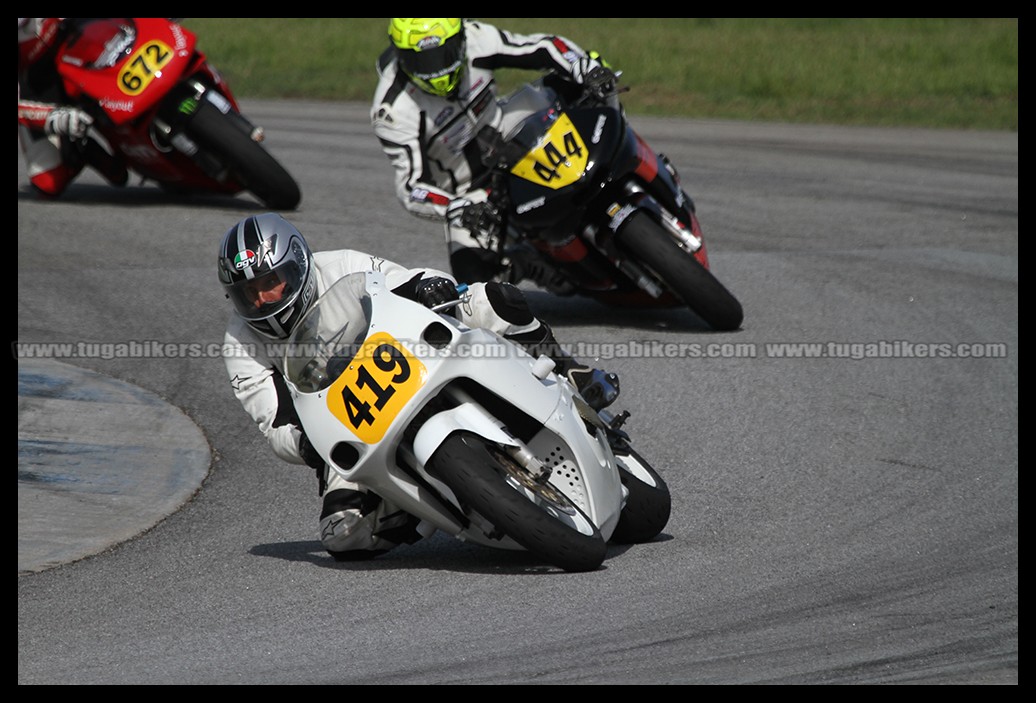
398, 32, 465, 82
228, 262, 304, 321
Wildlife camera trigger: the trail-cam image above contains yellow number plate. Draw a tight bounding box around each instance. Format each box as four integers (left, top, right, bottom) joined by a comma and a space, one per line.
326, 332, 427, 444
118, 40, 174, 96
510, 113, 588, 189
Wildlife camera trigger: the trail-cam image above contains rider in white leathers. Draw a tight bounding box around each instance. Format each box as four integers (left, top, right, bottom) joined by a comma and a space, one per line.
219, 213, 619, 561
371, 18, 615, 288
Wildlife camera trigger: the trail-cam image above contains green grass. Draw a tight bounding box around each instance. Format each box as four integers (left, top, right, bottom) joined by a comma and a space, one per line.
181, 18, 1017, 130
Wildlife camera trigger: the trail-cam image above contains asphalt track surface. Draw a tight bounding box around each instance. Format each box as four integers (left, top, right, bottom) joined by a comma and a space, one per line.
17, 100, 1017, 684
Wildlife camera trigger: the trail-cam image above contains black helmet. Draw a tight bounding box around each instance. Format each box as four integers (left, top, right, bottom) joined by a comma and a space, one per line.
217, 213, 317, 339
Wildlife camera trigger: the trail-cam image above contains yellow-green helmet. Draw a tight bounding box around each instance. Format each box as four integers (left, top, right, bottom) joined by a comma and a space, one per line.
388, 18, 465, 97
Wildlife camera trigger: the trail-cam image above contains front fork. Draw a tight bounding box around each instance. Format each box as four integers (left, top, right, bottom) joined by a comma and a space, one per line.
444, 386, 554, 484
582, 180, 707, 298
149, 77, 264, 178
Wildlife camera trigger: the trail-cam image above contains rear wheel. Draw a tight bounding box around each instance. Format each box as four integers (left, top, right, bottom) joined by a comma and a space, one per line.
610, 447, 671, 544
186, 100, 301, 210
617, 211, 743, 330
429, 432, 607, 572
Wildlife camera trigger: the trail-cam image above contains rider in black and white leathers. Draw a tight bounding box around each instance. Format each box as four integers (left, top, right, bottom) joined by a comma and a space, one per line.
371, 19, 607, 284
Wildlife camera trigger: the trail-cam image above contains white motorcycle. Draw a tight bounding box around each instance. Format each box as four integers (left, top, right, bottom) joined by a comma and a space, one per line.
283, 271, 670, 572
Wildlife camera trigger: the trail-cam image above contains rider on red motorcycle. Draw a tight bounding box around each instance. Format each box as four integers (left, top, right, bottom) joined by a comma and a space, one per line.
370, 18, 616, 288
18, 17, 127, 197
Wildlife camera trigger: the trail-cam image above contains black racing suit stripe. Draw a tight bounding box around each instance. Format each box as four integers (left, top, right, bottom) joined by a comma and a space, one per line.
473, 47, 564, 72
415, 110, 449, 190
270, 367, 302, 429
376, 46, 395, 75
374, 63, 410, 109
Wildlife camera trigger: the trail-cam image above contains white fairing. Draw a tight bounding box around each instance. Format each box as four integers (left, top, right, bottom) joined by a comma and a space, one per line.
284, 271, 623, 548
412, 403, 519, 467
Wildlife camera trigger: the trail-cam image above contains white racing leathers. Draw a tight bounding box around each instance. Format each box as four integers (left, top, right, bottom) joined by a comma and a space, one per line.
371, 20, 600, 277
223, 249, 541, 555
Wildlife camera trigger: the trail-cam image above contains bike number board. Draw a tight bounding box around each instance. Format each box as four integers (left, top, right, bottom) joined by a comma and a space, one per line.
119, 40, 174, 96
326, 332, 427, 444
510, 113, 588, 190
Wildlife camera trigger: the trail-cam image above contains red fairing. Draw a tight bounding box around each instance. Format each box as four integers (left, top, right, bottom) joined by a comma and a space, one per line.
56, 18, 199, 125
633, 134, 658, 183
688, 210, 709, 269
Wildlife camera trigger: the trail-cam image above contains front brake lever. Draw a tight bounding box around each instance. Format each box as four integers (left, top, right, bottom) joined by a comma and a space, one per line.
430, 284, 470, 314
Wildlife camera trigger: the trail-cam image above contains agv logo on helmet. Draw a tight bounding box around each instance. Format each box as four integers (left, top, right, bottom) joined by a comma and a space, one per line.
233, 249, 257, 270
232, 236, 276, 273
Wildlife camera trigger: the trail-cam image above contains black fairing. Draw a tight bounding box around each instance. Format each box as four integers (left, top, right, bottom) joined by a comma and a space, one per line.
506, 106, 625, 232
505, 104, 692, 239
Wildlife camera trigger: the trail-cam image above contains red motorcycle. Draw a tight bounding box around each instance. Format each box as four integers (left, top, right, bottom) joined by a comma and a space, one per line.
54, 18, 300, 210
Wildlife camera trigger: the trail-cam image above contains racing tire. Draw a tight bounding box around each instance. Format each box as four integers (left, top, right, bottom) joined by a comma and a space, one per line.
429, 431, 608, 572
610, 447, 671, 544
186, 100, 301, 210
617, 211, 743, 331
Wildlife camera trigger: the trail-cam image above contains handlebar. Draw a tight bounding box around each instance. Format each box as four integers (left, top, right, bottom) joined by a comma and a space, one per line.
430, 283, 469, 313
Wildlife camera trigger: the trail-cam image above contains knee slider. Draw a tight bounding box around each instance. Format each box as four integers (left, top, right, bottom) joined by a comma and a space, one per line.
320, 488, 377, 519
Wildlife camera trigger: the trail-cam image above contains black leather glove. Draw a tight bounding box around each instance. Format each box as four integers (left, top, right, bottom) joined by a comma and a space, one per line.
460, 200, 503, 238
298, 430, 324, 470
415, 276, 460, 308
583, 64, 617, 100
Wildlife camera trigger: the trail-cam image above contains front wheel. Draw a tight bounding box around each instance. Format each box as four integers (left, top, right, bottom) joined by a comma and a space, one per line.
617, 211, 743, 330
186, 100, 301, 210
429, 432, 607, 572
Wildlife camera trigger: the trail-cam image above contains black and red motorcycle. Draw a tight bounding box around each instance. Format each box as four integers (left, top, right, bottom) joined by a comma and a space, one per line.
473, 72, 742, 331
52, 18, 300, 210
